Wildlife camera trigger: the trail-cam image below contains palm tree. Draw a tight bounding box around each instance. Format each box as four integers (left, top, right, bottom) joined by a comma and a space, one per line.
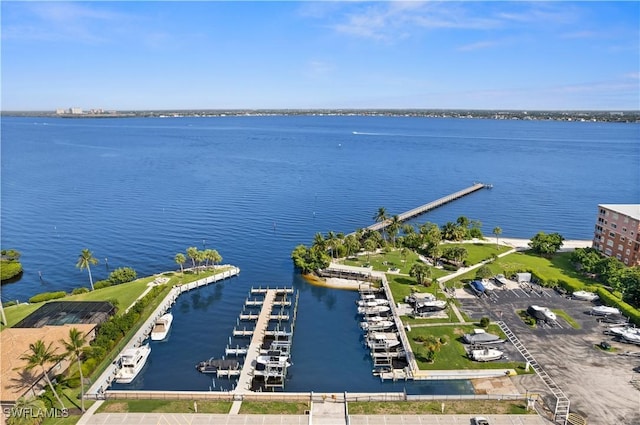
326, 231, 337, 259
186, 247, 198, 270
387, 215, 401, 247
6, 397, 46, 425
373, 207, 388, 241
76, 249, 98, 291
409, 263, 431, 286
211, 249, 222, 266
60, 328, 87, 412
363, 238, 377, 262
174, 253, 186, 275
20, 340, 65, 409
493, 226, 502, 246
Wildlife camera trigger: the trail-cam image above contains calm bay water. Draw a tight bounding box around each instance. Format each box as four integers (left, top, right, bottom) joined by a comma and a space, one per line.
1, 115, 638, 393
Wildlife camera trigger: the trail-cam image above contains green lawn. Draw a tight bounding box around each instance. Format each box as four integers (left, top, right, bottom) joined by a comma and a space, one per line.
406, 324, 525, 371
342, 249, 423, 274
441, 242, 512, 265
551, 309, 581, 329
98, 399, 231, 413
239, 401, 309, 414
348, 400, 530, 415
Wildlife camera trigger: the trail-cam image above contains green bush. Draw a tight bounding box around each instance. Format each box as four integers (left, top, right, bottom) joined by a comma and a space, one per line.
72, 287, 90, 295
94, 280, 112, 289
29, 291, 66, 303
108, 267, 137, 285
0, 260, 22, 281
479, 317, 490, 328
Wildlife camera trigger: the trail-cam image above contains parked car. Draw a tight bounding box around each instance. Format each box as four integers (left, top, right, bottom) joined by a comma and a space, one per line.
471, 417, 490, 425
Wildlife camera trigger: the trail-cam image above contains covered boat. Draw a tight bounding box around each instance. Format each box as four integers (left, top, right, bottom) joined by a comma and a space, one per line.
470, 280, 485, 295
360, 320, 395, 331
493, 274, 510, 286
196, 358, 240, 374
356, 298, 389, 307
591, 305, 621, 316
469, 347, 504, 362
463, 329, 505, 345
527, 305, 557, 322
367, 332, 401, 350
358, 305, 390, 315
415, 300, 447, 312
572, 291, 599, 301
151, 313, 173, 341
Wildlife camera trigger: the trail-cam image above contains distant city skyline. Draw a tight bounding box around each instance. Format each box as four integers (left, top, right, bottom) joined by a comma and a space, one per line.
1, 1, 639, 111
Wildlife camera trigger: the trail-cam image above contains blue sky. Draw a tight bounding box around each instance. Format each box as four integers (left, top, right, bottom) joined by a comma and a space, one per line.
1, 1, 638, 111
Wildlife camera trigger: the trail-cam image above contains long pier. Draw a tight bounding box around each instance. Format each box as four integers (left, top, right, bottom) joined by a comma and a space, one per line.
366, 182, 491, 232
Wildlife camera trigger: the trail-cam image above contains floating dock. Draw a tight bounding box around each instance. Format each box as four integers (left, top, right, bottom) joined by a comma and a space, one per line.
365, 182, 491, 232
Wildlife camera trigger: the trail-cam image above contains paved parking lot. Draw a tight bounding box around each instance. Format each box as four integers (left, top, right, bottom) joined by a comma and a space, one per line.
457, 282, 640, 425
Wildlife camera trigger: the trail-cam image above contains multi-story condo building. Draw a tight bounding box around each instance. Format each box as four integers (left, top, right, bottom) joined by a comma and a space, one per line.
593, 204, 640, 266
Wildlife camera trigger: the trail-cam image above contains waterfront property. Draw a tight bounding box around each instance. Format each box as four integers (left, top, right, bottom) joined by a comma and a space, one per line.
593, 204, 640, 266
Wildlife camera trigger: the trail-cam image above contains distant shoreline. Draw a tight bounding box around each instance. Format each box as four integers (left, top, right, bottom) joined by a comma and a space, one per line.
2, 109, 638, 123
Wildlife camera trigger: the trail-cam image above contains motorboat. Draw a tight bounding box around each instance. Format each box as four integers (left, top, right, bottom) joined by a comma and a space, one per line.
493, 274, 510, 285
463, 329, 505, 345
572, 291, 599, 301
358, 305, 390, 315
591, 305, 621, 316
527, 305, 557, 322
356, 298, 389, 307
150, 313, 173, 341
620, 329, 640, 345
404, 292, 436, 304
470, 280, 486, 295
196, 358, 240, 374
115, 344, 151, 384
469, 347, 503, 362
415, 300, 447, 311
256, 350, 292, 367
360, 320, 395, 331
367, 332, 401, 350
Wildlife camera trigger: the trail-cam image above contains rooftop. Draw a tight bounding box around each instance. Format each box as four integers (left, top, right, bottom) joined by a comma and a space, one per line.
599, 204, 640, 221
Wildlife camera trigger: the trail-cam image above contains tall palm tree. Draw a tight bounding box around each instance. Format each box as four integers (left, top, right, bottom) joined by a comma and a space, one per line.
409, 263, 431, 286
373, 207, 388, 241
60, 328, 87, 412
76, 249, 98, 291
387, 215, 401, 247
20, 340, 65, 409
186, 247, 198, 270
174, 253, 186, 275
493, 226, 502, 246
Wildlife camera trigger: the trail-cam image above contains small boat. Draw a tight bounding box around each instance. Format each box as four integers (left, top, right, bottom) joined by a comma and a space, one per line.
256, 350, 292, 367
463, 329, 505, 345
470, 280, 486, 295
115, 344, 151, 384
151, 313, 173, 341
620, 329, 640, 345
469, 347, 503, 362
404, 292, 436, 304
360, 320, 395, 331
527, 305, 557, 322
196, 358, 240, 374
358, 305, 390, 315
415, 300, 447, 311
493, 274, 509, 286
572, 291, 599, 301
591, 305, 621, 316
356, 298, 389, 307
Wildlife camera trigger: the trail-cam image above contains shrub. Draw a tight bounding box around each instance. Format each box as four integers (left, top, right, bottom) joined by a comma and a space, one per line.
479, 317, 490, 328
72, 287, 89, 295
596, 287, 640, 326
0, 260, 23, 281
108, 267, 137, 285
93, 279, 112, 290
29, 291, 66, 303
4, 301, 17, 307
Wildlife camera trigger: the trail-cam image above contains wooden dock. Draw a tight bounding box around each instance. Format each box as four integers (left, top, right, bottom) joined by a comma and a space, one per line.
235, 289, 277, 393
366, 183, 490, 231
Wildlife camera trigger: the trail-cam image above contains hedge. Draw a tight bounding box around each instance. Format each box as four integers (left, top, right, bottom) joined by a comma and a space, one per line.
28, 291, 66, 303
596, 287, 640, 326
0, 260, 23, 281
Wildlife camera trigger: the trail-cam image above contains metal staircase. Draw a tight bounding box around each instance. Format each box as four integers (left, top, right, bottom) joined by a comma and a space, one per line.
497, 321, 570, 424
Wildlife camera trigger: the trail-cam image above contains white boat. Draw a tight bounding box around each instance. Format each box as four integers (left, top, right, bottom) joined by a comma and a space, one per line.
256, 351, 292, 367
358, 305, 390, 315
360, 320, 395, 331
620, 329, 640, 345
469, 347, 503, 362
463, 329, 505, 345
115, 344, 151, 384
151, 313, 173, 341
367, 332, 401, 350
573, 291, 599, 301
356, 298, 389, 307
591, 305, 621, 316
415, 300, 447, 311
527, 305, 557, 321
493, 274, 510, 285
404, 292, 436, 304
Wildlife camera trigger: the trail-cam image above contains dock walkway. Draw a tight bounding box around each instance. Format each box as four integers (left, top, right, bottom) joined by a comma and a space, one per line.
234, 289, 277, 393
366, 183, 490, 232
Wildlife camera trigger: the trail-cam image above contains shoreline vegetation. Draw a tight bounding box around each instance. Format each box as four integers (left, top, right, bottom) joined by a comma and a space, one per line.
2, 108, 639, 123
0, 249, 23, 282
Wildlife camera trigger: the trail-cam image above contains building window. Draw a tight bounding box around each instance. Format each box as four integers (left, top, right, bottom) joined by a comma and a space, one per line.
626, 249, 631, 255
607, 240, 614, 247
612, 213, 619, 220
624, 216, 629, 223
605, 248, 612, 255
609, 232, 615, 238
624, 258, 629, 265
618, 244, 623, 251
616, 254, 622, 260
621, 236, 625, 242
611, 223, 617, 229
623, 227, 627, 233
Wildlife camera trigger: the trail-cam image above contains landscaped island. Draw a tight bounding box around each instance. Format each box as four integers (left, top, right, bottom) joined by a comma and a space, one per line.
1, 249, 23, 282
